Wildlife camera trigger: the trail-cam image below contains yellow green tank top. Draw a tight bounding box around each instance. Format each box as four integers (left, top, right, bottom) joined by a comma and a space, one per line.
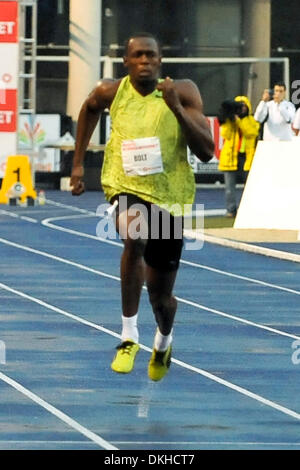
101, 75, 195, 215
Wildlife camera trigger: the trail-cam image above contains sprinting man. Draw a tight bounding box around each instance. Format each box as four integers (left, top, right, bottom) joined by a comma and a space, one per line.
70, 32, 214, 381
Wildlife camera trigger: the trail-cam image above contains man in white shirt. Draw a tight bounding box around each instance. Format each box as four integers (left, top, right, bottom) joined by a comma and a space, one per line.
292, 107, 300, 136
254, 82, 295, 141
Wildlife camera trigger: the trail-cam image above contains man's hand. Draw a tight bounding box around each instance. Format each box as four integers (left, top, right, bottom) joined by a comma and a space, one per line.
157, 78, 214, 162
262, 89, 271, 102
156, 77, 182, 113
70, 164, 85, 196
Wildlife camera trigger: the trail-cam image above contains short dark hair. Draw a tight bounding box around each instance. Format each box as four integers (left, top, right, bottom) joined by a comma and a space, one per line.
124, 32, 161, 56
274, 82, 286, 90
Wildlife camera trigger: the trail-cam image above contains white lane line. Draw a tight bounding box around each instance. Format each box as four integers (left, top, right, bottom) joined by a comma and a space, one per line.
184, 229, 300, 264
1, 236, 299, 342
0, 441, 100, 448
0, 209, 38, 224
45, 198, 300, 264
42, 215, 300, 296
43, 214, 95, 221
1, 281, 300, 423
181, 259, 300, 296
0, 210, 19, 218
0, 371, 118, 450
19, 216, 38, 223
0, 237, 120, 282
113, 441, 300, 447
0, 281, 123, 339
0, 441, 99, 445
44, 199, 96, 215
176, 296, 300, 341
3, 204, 299, 296
42, 216, 122, 248
1, 440, 300, 447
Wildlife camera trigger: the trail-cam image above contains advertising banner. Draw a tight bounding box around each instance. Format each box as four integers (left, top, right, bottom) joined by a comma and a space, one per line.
0, 1, 19, 178
187, 117, 222, 174
19, 114, 62, 172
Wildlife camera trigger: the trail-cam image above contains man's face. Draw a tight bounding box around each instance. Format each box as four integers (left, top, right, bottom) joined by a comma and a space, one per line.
273, 85, 286, 102
124, 37, 161, 84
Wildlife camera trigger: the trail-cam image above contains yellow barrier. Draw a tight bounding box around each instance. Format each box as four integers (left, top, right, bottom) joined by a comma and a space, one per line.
0, 155, 37, 204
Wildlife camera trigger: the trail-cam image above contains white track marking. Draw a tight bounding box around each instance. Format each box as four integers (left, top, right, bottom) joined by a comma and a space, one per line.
45, 198, 300, 263
44, 199, 96, 215
180, 259, 300, 296
171, 357, 300, 422
1, 281, 300, 423
112, 441, 300, 447
0, 209, 38, 223
42, 216, 122, 247
176, 295, 300, 341
2, 202, 300, 295
43, 214, 95, 221
0, 236, 120, 282
42, 214, 300, 296
19, 216, 38, 223
0, 371, 117, 450
184, 229, 300, 264
0, 210, 18, 218
1, 440, 300, 447
0, 236, 299, 342
0, 281, 123, 339
2, 200, 300, 439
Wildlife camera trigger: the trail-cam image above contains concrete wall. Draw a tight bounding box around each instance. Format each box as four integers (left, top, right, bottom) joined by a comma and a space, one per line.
67, 0, 101, 143
242, 0, 271, 109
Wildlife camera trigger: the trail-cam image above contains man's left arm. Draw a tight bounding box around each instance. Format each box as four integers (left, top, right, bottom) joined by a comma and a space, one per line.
279, 101, 296, 123
157, 78, 214, 162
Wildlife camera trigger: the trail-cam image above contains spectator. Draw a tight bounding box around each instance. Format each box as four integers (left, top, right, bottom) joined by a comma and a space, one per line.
254, 83, 296, 141
218, 96, 260, 218
292, 106, 300, 136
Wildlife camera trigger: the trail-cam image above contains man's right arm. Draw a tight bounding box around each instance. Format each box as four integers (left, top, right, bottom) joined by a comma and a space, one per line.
278, 101, 296, 124
292, 108, 300, 136
254, 89, 271, 123
71, 79, 120, 195
254, 100, 269, 123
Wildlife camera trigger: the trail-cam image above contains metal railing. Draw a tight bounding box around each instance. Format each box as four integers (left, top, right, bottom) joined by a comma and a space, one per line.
18, 0, 37, 115
24, 54, 290, 100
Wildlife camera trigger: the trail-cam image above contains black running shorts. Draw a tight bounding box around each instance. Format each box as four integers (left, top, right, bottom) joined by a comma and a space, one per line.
111, 193, 183, 272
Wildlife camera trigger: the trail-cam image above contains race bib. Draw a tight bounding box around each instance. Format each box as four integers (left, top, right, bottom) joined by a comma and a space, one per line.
121, 136, 163, 176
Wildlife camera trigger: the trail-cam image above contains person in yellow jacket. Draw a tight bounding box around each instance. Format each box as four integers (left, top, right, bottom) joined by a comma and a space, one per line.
218, 95, 260, 217
70, 32, 214, 381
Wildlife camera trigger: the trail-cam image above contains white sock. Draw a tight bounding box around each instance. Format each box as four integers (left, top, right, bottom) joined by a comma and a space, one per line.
121, 314, 139, 343
154, 328, 173, 352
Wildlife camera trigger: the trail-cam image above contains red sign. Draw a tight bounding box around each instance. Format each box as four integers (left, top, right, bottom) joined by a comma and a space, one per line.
0, 1, 18, 43
0, 89, 17, 132
206, 117, 222, 160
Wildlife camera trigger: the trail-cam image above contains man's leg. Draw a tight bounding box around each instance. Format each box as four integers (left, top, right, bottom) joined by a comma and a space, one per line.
224, 171, 237, 216
143, 208, 183, 381
146, 267, 178, 336
120, 238, 146, 320
146, 266, 179, 381
111, 199, 148, 373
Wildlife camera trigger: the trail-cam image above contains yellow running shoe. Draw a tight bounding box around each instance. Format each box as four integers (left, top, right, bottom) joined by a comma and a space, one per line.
148, 345, 172, 381
111, 340, 140, 373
